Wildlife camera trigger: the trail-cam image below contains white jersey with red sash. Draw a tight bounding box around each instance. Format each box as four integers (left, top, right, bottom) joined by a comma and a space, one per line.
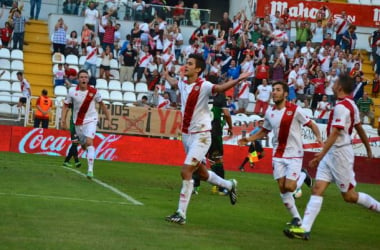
317, 101, 331, 119
238, 80, 250, 99
64, 85, 102, 125
335, 17, 349, 35
86, 46, 98, 64
233, 20, 242, 35
161, 53, 175, 69
263, 102, 311, 158
138, 51, 153, 68
157, 95, 171, 109
178, 78, 215, 134
326, 97, 360, 147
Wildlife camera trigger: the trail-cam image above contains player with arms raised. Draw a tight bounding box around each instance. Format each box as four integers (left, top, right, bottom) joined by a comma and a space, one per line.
164, 53, 250, 225
61, 70, 111, 179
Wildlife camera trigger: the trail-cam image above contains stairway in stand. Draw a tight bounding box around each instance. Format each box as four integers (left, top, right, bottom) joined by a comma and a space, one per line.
23, 20, 53, 97
358, 49, 380, 128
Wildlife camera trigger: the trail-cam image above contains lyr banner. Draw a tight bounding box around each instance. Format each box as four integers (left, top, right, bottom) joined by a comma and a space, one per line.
256, 0, 380, 27
96, 105, 183, 137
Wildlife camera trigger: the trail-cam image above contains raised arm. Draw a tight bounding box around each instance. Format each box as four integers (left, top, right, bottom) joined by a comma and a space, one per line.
213, 71, 250, 93
163, 67, 179, 88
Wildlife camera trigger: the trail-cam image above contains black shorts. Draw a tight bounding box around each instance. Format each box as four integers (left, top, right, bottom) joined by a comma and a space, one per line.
19, 97, 27, 104
100, 65, 110, 71
249, 140, 263, 154
207, 134, 223, 161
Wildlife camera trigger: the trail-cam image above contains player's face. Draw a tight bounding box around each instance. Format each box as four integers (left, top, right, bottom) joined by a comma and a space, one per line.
272, 84, 287, 105
185, 58, 200, 78
78, 73, 89, 86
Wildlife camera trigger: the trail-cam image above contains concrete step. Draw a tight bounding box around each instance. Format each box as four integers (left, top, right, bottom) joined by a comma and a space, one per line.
23, 43, 51, 55
24, 52, 52, 65
25, 21, 49, 35
25, 63, 52, 76
25, 32, 51, 45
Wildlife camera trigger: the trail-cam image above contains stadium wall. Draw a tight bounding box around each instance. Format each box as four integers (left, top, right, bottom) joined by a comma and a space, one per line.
1, 125, 379, 184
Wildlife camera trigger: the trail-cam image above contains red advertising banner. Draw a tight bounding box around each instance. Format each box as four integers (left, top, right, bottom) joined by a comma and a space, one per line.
256, 0, 380, 27
1, 125, 380, 184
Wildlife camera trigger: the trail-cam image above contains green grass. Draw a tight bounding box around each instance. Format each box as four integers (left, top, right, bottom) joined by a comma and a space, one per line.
0, 152, 379, 250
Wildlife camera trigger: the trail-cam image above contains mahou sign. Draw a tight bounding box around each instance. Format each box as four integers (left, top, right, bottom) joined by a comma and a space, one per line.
256, 0, 380, 27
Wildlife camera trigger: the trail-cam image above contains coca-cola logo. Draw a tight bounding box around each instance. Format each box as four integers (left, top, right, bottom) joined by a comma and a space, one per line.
18, 128, 122, 160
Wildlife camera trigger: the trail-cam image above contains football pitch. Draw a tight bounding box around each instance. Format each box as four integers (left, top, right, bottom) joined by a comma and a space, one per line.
0, 152, 379, 250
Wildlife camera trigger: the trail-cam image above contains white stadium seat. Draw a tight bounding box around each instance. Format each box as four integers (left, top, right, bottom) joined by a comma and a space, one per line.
0, 81, 11, 92
0, 59, 11, 70
65, 54, 79, 65
109, 90, 123, 102
0, 103, 12, 114
96, 79, 108, 90
0, 70, 11, 81
11, 82, 21, 93
52, 53, 65, 64
54, 86, 67, 96
108, 80, 121, 91
11, 93, 22, 104
121, 81, 135, 92
135, 82, 148, 93
11, 60, 24, 71
110, 59, 119, 69
98, 89, 110, 100
0, 91, 11, 103
123, 91, 136, 103
10, 49, 23, 60
0, 48, 11, 59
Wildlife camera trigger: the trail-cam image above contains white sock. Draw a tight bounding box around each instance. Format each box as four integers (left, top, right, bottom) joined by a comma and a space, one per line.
206, 171, 232, 190
297, 171, 307, 189
302, 195, 323, 232
177, 179, 193, 218
357, 192, 380, 212
87, 146, 95, 172
281, 192, 301, 220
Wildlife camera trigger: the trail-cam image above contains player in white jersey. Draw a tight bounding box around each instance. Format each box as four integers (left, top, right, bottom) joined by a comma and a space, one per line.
239, 81, 322, 228
163, 54, 250, 225
60, 70, 111, 179
284, 75, 380, 240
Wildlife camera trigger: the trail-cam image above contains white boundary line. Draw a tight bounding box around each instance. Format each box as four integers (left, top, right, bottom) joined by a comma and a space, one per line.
61, 166, 144, 206
0, 192, 132, 205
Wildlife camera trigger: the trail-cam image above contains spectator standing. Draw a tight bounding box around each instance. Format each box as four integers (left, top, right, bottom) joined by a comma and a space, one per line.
372, 74, 380, 98
17, 72, 31, 109
84, 1, 99, 32
325, 69, 338, 106
30, 0, 42, 20
12, 10, 26, 50
119, 43, 137, 82
101, 19, 116, 51
34, 89, 52, 129
310, 70, 326, 111
254, 78, 272, 116
172, 0, 185, 24
218, 12, 233, 39
99, 45, 113, 82
190, 3, 200, 27
368, 24, 380, 70
65, 30, 79, 56
334, 10, 350, 47
83, 39, 99, 77
81, 24, 95, 55
315, 95, 331, 124
357, 92, 375, 125
352, 75, 367, 103
52, 18, 68, 54
341, 25, 357, 54
0, 21, 12, 48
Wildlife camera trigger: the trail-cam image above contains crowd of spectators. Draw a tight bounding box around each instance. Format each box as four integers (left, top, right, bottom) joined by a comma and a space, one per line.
1, 1, 380, 127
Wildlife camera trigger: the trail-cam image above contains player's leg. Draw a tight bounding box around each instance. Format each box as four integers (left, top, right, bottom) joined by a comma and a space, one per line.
208, 134, 227, 194
284, 154, 333, 240
275, 158, 302, 226
81, 122, 96, 178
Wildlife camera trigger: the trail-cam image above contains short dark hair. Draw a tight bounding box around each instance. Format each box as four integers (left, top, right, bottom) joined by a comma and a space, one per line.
42, 89, 48, 96
17, 71, 23, 76
272, 81, 289, 94
337, 74, 355, 94
78, 69, 89, 76
188, 53, 206, 76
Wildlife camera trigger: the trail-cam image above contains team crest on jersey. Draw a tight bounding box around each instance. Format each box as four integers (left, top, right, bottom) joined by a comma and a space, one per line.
194, 86, 200, 91
335, 119, 341, 122
287, 111, 293, 116
89, 93, 94, 97
75, 93, 78, 96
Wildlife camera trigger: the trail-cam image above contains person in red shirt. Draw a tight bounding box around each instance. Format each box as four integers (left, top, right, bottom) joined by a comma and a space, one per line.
0, 21, 13, 48
255, 57, 269, 86
310, 70, 326, 111
172, 0, 185, 24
